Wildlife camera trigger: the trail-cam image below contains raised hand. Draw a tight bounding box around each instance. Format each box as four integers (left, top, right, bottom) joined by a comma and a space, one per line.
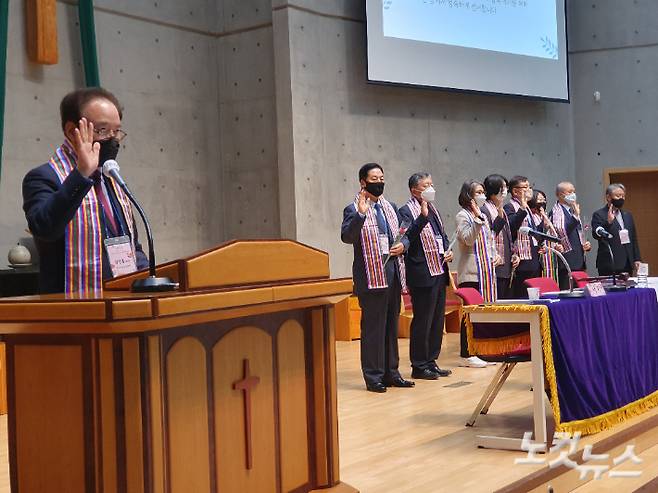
73, 118, 100, 178
420, 199, 429, 217
607, 204, 615, 224
357, 188, 371, 215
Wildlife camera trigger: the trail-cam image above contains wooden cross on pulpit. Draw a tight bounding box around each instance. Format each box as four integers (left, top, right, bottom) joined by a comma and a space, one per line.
26, 0, 59, 64
233, 359, 260, 470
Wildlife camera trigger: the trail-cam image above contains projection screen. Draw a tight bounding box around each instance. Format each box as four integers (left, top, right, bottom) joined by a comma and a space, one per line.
366, 0, 569, 101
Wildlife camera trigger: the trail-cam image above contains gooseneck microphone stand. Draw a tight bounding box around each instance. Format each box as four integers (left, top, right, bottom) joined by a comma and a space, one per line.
543, 244, 585, 298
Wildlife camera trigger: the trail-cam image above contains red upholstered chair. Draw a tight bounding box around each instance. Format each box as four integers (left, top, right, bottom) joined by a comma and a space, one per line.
524, 276, 559, 295
571, 270, 589, 288
454, 287, 531, 428
454, 287, 484, 305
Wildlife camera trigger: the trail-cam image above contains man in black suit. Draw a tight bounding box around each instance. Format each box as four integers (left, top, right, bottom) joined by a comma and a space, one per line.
504, 176, 541, 298
398, 172, 454, 380
341, 163, 421, 393
550, 182, 592, 290
591, 183, 641, 276
22, 87, 148, 294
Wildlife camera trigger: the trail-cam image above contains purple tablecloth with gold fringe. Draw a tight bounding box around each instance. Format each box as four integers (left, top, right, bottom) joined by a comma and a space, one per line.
465, 288, 658, 435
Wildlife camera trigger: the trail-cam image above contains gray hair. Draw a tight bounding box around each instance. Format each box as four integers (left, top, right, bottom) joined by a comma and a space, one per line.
606, 183, 625, 195
408, 172, 431, 190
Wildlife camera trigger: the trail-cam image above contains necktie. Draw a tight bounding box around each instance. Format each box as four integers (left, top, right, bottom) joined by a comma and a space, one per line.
93, 172, 119, 235
374, 203, 388, 236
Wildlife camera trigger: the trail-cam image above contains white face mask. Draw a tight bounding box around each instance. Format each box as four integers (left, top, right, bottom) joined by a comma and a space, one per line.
500, 189, 508, 199
420, 185, 436, 202
475, 194, 487, 207
564, 192, 577, 204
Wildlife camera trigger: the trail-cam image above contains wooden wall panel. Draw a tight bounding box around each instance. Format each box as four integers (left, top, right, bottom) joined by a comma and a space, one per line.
311, 309, 329, 487
148, 336, 165, 493
277, 320, 310, 491
25, 0, 58, 64
98, 339, 118, 493
13, 345, 86, 492
213, 326, 277, 493
166, 337, 211, 493
122, 338, 145, 493
0, 343, 6, 415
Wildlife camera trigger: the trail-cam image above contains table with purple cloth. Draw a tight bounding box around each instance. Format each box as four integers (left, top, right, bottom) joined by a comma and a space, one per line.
543, 288, 658, 435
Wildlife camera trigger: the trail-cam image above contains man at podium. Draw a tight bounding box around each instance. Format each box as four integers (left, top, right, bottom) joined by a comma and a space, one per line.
22, 88, 148, 294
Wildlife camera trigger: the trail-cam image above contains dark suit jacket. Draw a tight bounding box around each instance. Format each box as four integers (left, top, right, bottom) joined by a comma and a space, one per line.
23, 163, 148, 294
481, 204, 513, 279
503, 202, 541, 272
549, 203, 586, 271
341, 200, 419, 295
591, 206, 641, 274
398, 204, 448, 288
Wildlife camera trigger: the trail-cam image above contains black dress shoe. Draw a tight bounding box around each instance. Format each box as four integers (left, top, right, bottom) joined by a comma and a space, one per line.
411, 368, 439, 380
366, 382, 387, 393
431, 365, 453, 377
384, 377, 415, 388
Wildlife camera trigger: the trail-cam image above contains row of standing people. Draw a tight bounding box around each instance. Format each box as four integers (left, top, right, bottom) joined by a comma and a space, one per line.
341, 163, 642, 392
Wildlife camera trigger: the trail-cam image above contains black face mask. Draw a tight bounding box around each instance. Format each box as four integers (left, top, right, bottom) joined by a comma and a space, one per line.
97, 138, 120, 167
611, 198, 625, 209
364, 182, 385, 197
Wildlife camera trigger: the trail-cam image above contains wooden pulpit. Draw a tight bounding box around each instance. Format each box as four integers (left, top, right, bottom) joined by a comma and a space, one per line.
0, 240, 358, 493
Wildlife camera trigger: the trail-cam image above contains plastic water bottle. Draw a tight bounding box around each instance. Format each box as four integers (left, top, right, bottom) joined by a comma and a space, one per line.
636, 263, 648, 288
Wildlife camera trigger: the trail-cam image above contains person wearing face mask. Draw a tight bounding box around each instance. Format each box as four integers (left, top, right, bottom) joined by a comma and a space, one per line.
455, 180, 500, 368
22, 87, 148, 294
504, 176, 541, 298
481, 174, 519, 299
550, 182, 592, 289
398, 172, 454, 380
341, 163, 424, 392
591, 183, 642, 276
528, 190, 564, 283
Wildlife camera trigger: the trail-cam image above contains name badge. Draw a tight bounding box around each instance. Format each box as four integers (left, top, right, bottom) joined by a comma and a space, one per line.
379, 234, 390, 255
619, 229, 631, 245
104, 235, 138, 278
436, 235, 445, 254
585, 282, 606, 297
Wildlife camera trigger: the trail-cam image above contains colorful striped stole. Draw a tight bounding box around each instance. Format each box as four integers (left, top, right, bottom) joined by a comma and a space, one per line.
533, 212, 559, 283
49, 140, 135, 295
465, 209, 497, 302
550, 203, 584, 255
483, 200, 508, 259
510, 198, 532, 260
356, 196, 407, 291
404, 197, 444, 276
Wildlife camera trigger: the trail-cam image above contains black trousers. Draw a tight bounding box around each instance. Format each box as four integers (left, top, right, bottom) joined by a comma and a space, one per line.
408, 273, 447, 371
458, 281, 480, 358
496, 277, 513, 300
357, 280, 402, 385
512, 268, 541, 299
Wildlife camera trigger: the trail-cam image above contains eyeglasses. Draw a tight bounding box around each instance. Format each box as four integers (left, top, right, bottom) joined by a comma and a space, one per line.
93, 127, 128, 142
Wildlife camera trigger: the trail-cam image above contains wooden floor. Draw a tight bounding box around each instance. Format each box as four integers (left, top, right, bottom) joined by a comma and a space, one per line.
336, 334, 658, 493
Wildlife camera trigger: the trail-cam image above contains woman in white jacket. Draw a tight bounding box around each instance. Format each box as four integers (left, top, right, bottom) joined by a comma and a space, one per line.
455, 180, 500, 368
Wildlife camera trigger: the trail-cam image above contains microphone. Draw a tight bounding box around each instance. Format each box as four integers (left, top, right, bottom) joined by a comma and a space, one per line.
519, 226, 560, 243
101, 160, 177, 292
594, 226, 613, 240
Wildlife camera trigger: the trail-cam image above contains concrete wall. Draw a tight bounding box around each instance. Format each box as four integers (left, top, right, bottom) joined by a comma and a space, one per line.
273, 2, 575, 278
1, 0, 222, 264
567, 0, 658, 266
